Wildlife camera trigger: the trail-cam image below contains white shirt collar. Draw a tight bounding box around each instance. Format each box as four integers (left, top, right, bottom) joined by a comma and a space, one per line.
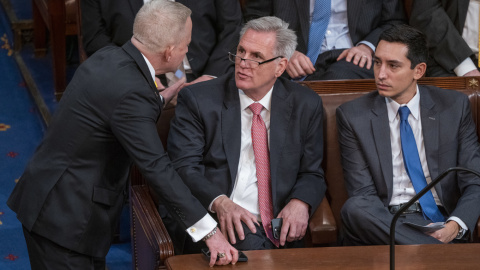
238, 86, 274, 112
386, 85, 420, 123
141, 53, 156, 82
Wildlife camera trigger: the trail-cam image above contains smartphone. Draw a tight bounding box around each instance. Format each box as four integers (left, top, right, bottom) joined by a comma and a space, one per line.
271, 218, 283, 239
201, 248, 248, 262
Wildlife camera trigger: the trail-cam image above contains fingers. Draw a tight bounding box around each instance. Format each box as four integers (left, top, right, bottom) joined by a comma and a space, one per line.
338, 47, 373, 69
286, 51, 315, 79
230, 247, 239, 265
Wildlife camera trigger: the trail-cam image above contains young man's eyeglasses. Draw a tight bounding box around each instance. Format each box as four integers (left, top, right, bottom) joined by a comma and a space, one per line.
228, 52, 283, 68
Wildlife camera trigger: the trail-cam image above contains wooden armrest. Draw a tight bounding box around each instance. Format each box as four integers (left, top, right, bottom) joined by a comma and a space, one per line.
130, 185, 174, 270
308, 197, 337, 245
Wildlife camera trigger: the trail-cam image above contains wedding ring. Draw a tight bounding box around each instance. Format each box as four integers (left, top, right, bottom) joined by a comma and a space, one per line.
218, 252, 226, 258
361, 55, 367, 58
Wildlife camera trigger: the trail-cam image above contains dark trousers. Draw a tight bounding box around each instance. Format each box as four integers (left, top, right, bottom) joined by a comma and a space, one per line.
340, 196, 444, 246
23, 226, 105, 270
306, 49, 375, 81
181, 222, 304, 254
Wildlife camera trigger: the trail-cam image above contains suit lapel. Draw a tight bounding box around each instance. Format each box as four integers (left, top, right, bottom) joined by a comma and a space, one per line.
269, 80, 293, 204
222, 79, 242, 185
295, 0, 310, 46
122, 41, 161, 105
371, 94, 394, 200
419, 86, 443, 201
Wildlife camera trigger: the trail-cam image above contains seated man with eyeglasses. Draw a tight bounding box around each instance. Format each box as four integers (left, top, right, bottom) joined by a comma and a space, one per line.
165, 16, 326, 253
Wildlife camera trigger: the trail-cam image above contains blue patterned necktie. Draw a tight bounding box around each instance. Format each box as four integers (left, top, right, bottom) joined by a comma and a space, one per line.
306, 0, 331, 65
398, 106, 445, 222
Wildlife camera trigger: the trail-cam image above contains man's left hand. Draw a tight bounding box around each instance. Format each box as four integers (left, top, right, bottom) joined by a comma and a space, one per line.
426, 221, 459, 243
276, 199, 309, 246
337, 44, 374, 69
184, 75, 214, 86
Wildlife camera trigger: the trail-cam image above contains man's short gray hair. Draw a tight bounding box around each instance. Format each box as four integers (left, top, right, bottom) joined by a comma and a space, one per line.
240, 16, 297, 60
133, 0, 191, 54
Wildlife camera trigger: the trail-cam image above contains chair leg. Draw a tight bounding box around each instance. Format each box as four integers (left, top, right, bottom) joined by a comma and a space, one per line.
33, 0, 47, 57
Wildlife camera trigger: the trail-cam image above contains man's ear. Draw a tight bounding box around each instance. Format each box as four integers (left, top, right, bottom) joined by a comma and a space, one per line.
275, 57, 288, 77
164, 45, 175, 62
413, 62, 426, 80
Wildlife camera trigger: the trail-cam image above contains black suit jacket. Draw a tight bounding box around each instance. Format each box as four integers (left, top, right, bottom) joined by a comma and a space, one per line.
410, 0, 473, 76
243, 0, 406, 54
81, 0, 242, 77
167, 73, 326, 235
7, 41, 208, 258
336, 86, 480, 231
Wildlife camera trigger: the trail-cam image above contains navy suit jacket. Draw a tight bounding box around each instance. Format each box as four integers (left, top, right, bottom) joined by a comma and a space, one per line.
7, 41, 207, 257
336, 85, 480, 231
242, 0, 406, 54
81, 0, 242, 77
410, 0, 473, 76
168, 73, 326, 221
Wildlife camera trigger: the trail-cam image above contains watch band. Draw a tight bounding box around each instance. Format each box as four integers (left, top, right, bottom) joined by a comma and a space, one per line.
202, 227, 218, 242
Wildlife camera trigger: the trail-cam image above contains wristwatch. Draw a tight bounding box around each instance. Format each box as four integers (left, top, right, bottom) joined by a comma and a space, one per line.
202, 227, 218, 241
456, 226, 467, 240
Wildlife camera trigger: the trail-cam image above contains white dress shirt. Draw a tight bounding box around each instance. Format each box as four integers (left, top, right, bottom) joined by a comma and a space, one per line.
454, 0, 479, 76
309, 0, 375, 53
143, 53, 217, 242
209, 87, 274, 222
386, 86, 467, 231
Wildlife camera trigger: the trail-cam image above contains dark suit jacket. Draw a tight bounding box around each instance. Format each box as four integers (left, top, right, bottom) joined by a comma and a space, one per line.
336, 85, 480, 232
410, 0, 473, 76
242, 0, 406, 54
81, 0, 242, 77
166, 73, 326, 247
7, 41, 207, 258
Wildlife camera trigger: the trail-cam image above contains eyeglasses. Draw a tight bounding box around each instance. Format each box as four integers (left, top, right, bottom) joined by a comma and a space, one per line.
228, 52, 283, 68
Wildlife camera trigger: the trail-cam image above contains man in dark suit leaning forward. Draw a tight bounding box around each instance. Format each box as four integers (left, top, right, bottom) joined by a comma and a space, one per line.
337, 24, 480, 245
167, 16, 326, 252
7, 1, 237, 268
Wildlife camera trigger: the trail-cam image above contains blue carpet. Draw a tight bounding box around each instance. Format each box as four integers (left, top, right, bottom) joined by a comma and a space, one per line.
0, 2, 131, 269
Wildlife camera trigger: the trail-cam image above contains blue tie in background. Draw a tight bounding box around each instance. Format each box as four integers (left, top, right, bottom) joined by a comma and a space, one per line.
306, 0, 331, 65
398, 106, 445, 223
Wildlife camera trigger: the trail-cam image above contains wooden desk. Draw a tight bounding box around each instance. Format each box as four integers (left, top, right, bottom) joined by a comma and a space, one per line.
165, 244, 480, 269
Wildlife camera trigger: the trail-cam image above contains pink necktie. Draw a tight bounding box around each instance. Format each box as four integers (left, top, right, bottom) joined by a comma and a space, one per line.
249, 103, 279, 247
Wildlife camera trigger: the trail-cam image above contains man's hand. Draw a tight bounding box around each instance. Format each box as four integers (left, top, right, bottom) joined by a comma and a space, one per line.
463, 69, 480, 77
212, 196, 259, 244
204, 228, 239, 267
158, 77, 186, 106
185, 75, 215, 86
426, 221, 459, 243
337, 44, 374, 69
276, 199, 310, 246
286, 51, 316, 79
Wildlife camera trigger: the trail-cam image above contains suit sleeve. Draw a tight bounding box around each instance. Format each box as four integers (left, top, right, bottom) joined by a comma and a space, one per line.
109, 87, 208, 229
409, 0, 473, 72
359, 0, 406, 46
336, 106, 380, 198
81, 0, 116, 56
285, 95, 326, 216
199, 0, 243, 77
449, 95, 480, 231
167, 87, 226, 209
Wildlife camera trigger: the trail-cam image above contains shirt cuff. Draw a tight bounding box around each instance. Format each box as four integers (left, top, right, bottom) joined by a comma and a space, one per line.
185, 214, 217, 242
208, 194, 228, 213
454, 57, 477, 76
447, 216, 468, 237
357, 41, 375, 53
202, 74, 217, 79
